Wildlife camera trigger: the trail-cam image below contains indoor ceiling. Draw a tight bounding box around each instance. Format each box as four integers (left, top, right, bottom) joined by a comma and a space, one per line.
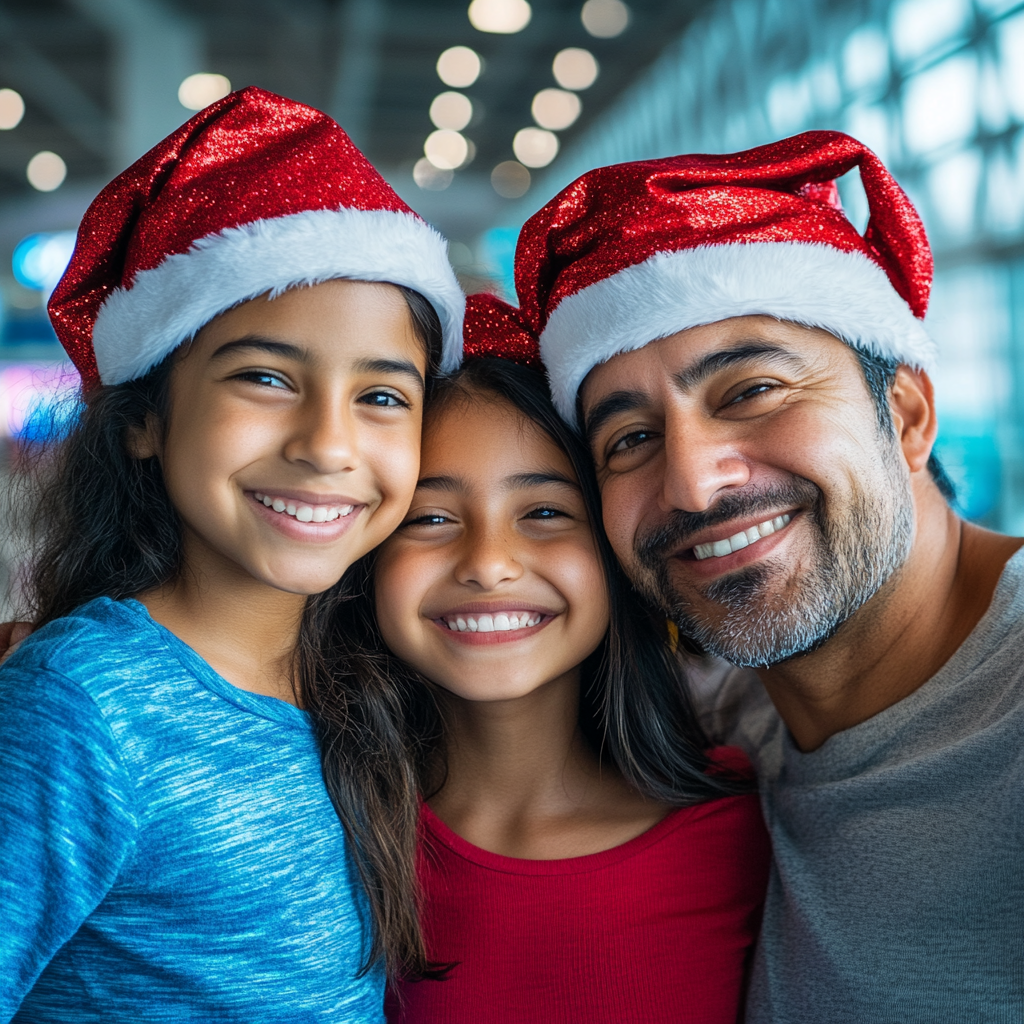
0, 0, 711, 251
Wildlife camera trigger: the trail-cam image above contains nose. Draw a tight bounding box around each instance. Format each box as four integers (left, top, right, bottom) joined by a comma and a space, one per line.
282, 391, 360, 476
454, 520, 525, 591
660, 412, 750, 513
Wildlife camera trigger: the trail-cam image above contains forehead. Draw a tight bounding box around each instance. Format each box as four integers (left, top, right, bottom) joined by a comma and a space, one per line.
421, 389, 574, 481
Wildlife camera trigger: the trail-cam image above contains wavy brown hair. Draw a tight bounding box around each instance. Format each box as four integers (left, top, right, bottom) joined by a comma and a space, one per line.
24, 285, 443, 982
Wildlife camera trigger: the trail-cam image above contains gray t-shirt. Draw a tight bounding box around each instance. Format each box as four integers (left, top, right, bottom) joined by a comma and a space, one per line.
695, 547, 1024, 1023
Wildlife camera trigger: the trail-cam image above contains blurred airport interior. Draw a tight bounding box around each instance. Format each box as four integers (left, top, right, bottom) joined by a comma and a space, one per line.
2, 0, 1024, 602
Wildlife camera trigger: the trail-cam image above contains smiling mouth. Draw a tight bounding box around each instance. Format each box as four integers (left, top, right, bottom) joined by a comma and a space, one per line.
253, 491, 355, 524
692, 513, 792, 561
439, 611, 545, 633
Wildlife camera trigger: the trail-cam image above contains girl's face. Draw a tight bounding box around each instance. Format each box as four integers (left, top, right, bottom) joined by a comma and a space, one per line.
141, 279, 427, 596
374, 389, 610, 702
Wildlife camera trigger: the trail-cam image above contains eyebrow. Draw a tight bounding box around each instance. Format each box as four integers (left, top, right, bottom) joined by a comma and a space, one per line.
504, 471, 579, 492
352, 357, 425, 393
584, 390, 648, 446
211, 336, 308, 362
414, 470, 580, 494
672, 343, 805, 392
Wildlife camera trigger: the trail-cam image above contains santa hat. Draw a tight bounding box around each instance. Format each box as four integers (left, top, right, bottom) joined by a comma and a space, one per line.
514, 130, 935, 423
462, 292, 541, 367
49, 87, 465, 390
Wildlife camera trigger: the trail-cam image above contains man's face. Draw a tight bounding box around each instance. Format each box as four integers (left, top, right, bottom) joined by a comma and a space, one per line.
580, 316, 915, 668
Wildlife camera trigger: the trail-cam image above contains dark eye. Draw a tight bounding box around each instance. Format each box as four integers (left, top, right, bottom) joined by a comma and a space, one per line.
236, 371, 290, 390
727, 383, 774, 405
610, 429, 656, 453
524, 507, 566, 520
404, 513, 450, 527
360, 390, 408, 408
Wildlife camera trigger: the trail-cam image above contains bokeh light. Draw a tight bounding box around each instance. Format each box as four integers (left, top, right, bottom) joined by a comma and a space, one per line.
468, 0, 531, 34
425, 129, 470, 169
26, 152, 67, 192
552, 48, 599, 90
512, 127, 559, 167
437, 45, 482, 87
430, 91, 474, 131
413, 157, 454, 191
178, 73, 232, 111
491, 160, 531, 198
531, 88, 582, 130
581, 0, 630, 38
0, 88, 25, 130
12, 232, 77, 293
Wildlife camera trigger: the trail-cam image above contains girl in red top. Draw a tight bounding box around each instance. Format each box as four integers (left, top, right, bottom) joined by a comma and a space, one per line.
341, 297, 770, 1023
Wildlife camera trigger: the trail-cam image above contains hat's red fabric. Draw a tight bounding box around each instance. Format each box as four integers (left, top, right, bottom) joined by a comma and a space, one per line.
463, 293, 541, 368
50, 87, 463, 389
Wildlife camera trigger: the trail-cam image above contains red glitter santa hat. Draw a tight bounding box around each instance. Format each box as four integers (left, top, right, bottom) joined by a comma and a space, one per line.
462, 292, 541, 367
514, 130, 935, 422
49, 86, 464, 390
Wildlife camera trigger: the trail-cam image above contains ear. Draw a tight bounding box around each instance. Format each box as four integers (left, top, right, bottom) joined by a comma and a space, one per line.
126, 413, 163, 461
890, 366, 938, 475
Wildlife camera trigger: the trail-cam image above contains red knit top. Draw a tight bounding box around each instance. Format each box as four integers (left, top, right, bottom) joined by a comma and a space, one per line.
387, 749, 770, 1024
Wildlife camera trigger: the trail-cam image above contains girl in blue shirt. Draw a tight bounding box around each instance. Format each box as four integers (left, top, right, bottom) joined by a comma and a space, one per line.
0, 87, 463, 1023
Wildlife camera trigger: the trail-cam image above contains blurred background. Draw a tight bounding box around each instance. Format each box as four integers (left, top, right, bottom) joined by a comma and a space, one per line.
2, 0, 1024, 609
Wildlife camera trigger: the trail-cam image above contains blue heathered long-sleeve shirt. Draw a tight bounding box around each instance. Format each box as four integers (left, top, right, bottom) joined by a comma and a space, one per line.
0, 597, 384, 1023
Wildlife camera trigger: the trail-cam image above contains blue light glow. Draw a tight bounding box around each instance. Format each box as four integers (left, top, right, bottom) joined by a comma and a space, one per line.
12, 231, 77, 293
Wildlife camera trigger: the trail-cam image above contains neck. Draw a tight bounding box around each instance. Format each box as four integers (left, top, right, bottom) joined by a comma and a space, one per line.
757, 479, 1024, 752
429, 668, 669, 858
139, 535, 307, 705
436, 669, 594, 820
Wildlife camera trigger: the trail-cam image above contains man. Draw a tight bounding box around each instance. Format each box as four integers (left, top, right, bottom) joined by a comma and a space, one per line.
516, 131, 1024, 1021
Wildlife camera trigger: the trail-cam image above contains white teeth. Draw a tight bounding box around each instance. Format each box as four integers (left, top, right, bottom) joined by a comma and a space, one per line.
693, 514, 792, 561
255, 493, 357, 524
442, 612, 543, 633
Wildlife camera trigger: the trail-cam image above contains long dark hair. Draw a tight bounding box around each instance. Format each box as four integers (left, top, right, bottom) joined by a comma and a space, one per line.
24, 284, 444, 982
333, 357, 748, 819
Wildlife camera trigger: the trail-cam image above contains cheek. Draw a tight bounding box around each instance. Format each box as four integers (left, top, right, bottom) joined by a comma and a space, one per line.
553, 538, 611, 636
362, 424, 423, 524
599, 479, 646, 563
374, 545, 434, 657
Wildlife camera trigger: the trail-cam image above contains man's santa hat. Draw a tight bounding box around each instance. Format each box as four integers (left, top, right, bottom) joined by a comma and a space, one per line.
514, 130, 934, 423
462, 292, 541, 367
49, 87, 465, 390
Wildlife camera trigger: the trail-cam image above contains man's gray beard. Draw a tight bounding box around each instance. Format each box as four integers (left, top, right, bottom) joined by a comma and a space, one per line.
633, 443, 915, 668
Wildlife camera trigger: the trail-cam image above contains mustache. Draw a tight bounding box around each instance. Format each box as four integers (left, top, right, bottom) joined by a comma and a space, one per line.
635, 479, 822, 564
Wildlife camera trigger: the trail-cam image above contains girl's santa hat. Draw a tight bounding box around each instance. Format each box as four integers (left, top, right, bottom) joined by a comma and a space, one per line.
462, 292, 541, 367
514, 130, 935, 423
49, 87, 465, 390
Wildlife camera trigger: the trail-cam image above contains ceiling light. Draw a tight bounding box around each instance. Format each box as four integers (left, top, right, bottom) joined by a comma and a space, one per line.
531, 89, 581, 130
491, 160, 531, 198
0, 88, 25, 130
178, 73, 232, 111
552, 48, 599, 90
581, 0, 630, 38
430, 92, 473, 131
425, 129, 470, 170
414, 157, 454, 191
513, 127, 558, 168
437, 46, 482, 87
26, 151, 67, 192
468, 0, 531, 34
